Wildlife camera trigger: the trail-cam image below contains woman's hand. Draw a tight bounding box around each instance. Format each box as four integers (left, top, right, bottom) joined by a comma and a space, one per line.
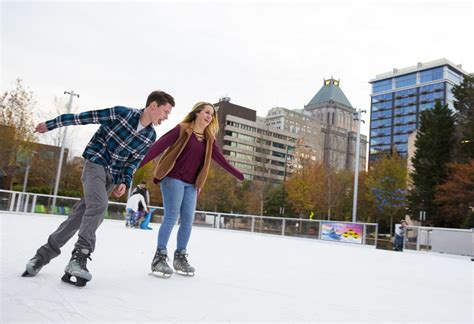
113, 183, 127, 197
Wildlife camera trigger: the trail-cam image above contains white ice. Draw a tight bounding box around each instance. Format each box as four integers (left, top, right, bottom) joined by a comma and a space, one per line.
1, 212, 473, 323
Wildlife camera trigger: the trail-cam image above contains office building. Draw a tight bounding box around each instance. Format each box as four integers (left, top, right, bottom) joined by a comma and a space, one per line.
369, 58, 468, 163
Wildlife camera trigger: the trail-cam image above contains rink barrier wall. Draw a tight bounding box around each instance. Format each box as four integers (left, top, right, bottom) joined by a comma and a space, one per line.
1, 189, 380, 247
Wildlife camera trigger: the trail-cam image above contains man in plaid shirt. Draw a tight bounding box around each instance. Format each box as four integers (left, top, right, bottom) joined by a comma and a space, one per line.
22, 90, 174, 286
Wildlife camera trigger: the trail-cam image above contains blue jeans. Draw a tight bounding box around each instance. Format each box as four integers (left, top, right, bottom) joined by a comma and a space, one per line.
394, 234, 404, 251
157, 177, 197, 252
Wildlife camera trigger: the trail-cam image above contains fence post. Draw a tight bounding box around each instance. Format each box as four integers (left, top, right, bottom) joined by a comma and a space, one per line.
9, 192, 16, 212
416, 227, 421, 251
374, 223, 378, 247
251, 216, 255, 233
31, 194, 37, 213
282, 219, 286, 236
216, 213, 220, 229
23, 194, 29, 213
363, 223, 367, 245
15, 193, 22, 212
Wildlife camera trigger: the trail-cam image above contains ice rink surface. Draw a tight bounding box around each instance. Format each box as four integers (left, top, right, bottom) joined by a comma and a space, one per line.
1, 212, 472, 323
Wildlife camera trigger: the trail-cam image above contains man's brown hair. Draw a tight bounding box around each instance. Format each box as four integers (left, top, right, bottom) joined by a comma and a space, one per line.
146, 90, 175, 108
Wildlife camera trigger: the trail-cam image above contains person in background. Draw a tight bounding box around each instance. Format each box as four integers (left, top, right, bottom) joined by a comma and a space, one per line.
393, 220, 407, 252
140, 101, 244, 277
125, 192, 148, 228
132, 182, 150, 208
131, 181, 150, 222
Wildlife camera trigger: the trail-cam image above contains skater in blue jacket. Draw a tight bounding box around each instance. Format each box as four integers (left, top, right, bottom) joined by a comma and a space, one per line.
21, 90, 174, 287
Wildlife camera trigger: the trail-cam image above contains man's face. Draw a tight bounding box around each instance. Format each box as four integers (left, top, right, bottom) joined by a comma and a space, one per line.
150, 102, 173, 126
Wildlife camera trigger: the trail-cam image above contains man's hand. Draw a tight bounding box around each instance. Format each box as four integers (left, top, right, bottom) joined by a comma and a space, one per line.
113, 183, 127, 198
35, 122, 49, 133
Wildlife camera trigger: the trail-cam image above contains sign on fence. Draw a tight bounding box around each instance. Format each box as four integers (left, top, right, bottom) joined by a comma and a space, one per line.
321, 221, 364, 244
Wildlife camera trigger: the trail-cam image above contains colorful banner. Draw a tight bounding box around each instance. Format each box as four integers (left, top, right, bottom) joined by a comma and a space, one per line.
320, 221, 364, 244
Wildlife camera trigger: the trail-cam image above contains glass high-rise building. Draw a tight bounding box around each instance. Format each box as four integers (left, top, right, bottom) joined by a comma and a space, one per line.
368, 58, 468, 163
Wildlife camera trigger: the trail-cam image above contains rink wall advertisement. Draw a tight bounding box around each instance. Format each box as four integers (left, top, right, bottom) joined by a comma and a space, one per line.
320, 222, 364, 244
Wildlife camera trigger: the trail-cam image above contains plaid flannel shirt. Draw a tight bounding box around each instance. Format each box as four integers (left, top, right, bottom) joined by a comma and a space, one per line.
45, 106, 156, 188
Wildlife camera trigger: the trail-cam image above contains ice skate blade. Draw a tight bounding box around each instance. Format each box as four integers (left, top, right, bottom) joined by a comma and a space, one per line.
149, 271, 172, 279
61, 273, 89, 287
175, 270, 195, 277
21, 270, 34, 277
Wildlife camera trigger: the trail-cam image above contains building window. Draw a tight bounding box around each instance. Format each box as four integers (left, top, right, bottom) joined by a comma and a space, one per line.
229, 151, 253, 161
447, 68, 462, 84
373, 79, 392, 93
394, 105, 417, 116
394, 115, 416, 125
370, 126, 391, 137
395, 73, 417, 88
370, 145, 391, 154
419, 101, 444, 112
394, 124, 416, 134
272, 151, 286, 158
372, 101, 393, 112
371, 118, 392, 128
370, 136, 390, 146
419, 92, 444, 103
272, 142, 285, 149
419, 82, 444, 94
372, 93, 393, 103
230, 161, 254, 171
395, 143, 408, 152
395, 97, 417, 107
395, 88, 417, 98
420, 67, 443, 83
393, 134, 408, 143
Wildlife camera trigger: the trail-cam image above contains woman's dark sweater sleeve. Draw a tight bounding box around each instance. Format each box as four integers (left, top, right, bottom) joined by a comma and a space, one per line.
211, 142, 245, 181
139, 124, 180, 168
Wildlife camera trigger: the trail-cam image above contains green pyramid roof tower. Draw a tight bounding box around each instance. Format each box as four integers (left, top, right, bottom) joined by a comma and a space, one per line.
305, 78, 353, 110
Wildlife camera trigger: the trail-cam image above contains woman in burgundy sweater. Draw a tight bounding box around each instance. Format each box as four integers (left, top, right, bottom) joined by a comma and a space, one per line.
140, 101, 244, 277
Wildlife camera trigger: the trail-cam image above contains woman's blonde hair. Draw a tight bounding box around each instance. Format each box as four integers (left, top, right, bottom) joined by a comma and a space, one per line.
182, 101, 219, 136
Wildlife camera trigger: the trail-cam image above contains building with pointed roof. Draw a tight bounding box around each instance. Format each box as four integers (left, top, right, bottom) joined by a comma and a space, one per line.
266, 78, 366, 171
212, 78, 367, 186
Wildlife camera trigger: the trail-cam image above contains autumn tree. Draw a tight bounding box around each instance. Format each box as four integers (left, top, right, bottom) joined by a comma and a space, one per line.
198, 164, 239, 213
366, 153, 407, 234
0, 79, 36, 189
435, 160, 474, 228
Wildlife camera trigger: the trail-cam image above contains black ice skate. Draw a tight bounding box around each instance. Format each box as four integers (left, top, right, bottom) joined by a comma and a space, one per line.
173, 250, 195, 276
61, 248, 92, 287
150, 249, 173, 278
21, 255, 45, 277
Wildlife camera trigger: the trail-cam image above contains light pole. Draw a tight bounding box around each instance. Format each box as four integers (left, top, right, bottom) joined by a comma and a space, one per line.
281, 145, 291, 216
51, 91, 79, 212
22, 151, 37, 192
352, 109, 366, 223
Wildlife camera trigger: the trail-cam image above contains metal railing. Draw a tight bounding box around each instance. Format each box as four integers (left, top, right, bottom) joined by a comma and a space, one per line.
0, 189, 378, 247
404, 225, 473, 257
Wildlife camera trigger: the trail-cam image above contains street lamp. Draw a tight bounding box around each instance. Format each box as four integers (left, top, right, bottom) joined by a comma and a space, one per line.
352, 109, 366, 223
51, 90, 79, 212
281, 145, 291, 216
22, 150, 37, 193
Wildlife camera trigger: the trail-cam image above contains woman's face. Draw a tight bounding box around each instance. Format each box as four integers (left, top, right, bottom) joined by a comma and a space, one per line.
195, 105, 215, 127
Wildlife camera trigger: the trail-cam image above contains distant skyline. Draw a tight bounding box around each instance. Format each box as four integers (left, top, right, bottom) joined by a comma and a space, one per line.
2, 0, 473, 157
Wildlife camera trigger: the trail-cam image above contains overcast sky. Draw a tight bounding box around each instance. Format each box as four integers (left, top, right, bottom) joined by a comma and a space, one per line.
2, 0, 473, 156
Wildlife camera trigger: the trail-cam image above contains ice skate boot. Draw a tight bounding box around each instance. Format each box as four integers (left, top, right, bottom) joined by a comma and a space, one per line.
22, 255, 45, 277
61, 248, 92, 287
150, 249, 173, 278
173, 250, 195, 276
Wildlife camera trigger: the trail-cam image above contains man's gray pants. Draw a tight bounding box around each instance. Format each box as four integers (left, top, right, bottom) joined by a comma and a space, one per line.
36, 160, 116, 264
